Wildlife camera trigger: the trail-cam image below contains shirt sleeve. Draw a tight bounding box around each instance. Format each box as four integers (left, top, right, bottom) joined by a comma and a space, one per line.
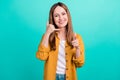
36, 35, 50, 61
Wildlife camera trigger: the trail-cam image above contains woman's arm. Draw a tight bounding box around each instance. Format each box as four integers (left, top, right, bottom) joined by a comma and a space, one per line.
36, 22, 60, 60
36, 34, 50, 61
72, 34, 85, 67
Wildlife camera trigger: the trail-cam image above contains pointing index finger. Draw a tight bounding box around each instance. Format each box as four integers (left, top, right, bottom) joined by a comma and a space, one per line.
73, 32, 77, 40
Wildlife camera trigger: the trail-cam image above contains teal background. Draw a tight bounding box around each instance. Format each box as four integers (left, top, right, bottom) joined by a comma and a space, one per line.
0, 0, 120, 80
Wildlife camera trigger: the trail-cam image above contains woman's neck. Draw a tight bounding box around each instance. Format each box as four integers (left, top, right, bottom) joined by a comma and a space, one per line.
58, 28, 66, 40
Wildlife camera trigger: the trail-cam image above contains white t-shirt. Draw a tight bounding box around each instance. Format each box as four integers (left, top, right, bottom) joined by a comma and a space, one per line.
56, 40, 66, 74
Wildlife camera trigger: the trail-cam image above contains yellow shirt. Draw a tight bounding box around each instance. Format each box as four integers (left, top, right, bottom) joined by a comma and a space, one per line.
36, 33, 85, 80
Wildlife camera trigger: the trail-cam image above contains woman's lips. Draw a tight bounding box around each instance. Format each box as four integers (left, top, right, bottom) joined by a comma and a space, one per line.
59, 21, 65, 24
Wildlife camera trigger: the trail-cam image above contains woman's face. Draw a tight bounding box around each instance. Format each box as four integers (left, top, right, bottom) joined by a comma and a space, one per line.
53, 6, 68, 28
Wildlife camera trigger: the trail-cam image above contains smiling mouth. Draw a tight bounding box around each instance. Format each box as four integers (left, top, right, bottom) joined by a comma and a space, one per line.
59, 21, 65, 24
59, 22, 63, 24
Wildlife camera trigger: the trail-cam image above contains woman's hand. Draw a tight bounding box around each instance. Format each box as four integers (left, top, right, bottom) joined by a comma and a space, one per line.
72, 33, 81, 58
72, 33, 80, 49
41, 22, 60, 47
46, 21, 60, 35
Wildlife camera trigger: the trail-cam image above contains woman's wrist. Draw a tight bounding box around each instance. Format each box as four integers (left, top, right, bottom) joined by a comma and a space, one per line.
45, 31, 51, 36
75, 47, 80, 58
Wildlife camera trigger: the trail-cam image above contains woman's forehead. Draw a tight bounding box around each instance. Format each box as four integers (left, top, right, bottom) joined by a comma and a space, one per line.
53, 6, 66, 14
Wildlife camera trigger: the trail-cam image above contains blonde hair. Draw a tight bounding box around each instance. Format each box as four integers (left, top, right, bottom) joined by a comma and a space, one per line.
49, 2, 74, 50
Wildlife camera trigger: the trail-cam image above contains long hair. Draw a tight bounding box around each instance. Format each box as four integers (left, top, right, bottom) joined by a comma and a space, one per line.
49, 2, 74, 50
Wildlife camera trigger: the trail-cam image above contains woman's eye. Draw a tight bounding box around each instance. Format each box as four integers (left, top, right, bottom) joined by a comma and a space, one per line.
62, 12, 66, 15
54, 14, 58, 17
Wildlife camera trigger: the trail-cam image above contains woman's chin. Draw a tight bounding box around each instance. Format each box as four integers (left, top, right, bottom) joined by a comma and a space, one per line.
57, 24, 67, 28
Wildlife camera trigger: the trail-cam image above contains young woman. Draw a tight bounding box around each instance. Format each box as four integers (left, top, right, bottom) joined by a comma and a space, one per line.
36, 2, 85, 80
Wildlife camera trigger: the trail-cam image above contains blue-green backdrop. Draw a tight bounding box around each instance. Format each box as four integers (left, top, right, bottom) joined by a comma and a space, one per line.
0, 0, 120, 80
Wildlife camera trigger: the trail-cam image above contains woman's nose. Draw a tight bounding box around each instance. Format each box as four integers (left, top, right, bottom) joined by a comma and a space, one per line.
59, 15, 63, 20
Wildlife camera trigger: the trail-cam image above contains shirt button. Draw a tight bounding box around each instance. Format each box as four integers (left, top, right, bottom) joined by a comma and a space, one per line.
66, 68, 68, 70
66, 60, 68, 62
66, 53, 67, 55
66, 76, 69, 78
